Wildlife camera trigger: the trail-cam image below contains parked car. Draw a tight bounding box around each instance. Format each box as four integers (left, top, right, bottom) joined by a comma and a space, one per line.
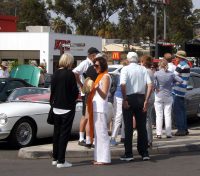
0, 78, 33, 102
44, 73, 52, 88
0, 87, 114, 147
108, 64, 123, 75
190, 67, 200, 75
150, 72, 200, 121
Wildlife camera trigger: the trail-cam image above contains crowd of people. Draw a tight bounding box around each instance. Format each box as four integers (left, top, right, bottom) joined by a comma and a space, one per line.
49, 47, 191, 168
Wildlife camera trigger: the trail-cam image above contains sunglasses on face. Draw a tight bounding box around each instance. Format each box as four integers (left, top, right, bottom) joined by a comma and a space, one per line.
94, 64, 100, 68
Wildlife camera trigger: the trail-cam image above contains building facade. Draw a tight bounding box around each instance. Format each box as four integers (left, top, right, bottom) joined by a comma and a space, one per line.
0, 32, 102, 73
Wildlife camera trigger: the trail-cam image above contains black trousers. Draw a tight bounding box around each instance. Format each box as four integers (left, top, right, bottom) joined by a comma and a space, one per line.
122, 94, 148, 157
52, 108, 75, 163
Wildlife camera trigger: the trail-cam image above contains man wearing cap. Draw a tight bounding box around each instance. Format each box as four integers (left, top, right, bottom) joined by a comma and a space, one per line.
173, 50, 190, 136
73, 47, 99, 147
120, 52, 152, 161
0, 61, 9, 78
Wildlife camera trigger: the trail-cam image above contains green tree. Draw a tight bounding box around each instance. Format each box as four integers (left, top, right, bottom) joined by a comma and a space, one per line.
50, 17, 67, 33
118, 0, 137, 46
17, 0, 50, 31
134, 0, 154, 42
193, 9, 200, 23
166, 0, 193, 44
72, 0, 125, 36
46, 0, 74, 18
0, 0, 19, 16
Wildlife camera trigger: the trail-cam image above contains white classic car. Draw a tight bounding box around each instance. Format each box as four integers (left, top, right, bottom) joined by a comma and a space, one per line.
0, 87, 114, 147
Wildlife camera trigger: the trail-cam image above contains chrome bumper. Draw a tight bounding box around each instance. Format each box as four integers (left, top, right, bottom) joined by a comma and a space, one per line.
0, 129, 10, 140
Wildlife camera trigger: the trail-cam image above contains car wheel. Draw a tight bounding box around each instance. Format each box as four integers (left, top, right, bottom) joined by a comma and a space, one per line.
9, 119, 36, 148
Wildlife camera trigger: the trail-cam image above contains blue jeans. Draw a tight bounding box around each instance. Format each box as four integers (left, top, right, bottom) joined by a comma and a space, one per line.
173, 95, 187, 131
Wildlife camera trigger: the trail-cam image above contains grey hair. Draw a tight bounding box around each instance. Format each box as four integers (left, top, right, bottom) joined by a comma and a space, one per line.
127, 52, 139, 63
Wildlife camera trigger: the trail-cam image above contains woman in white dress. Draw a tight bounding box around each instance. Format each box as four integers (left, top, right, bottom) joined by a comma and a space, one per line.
89, 56, 111, 165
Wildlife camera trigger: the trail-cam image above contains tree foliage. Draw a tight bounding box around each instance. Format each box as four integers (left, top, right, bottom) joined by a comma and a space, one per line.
17, 0, 50, 31
166, 0, 194, 44
0, 0, 199, 45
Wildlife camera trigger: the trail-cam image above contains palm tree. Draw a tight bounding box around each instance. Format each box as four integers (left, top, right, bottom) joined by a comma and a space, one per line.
50, 17, 66, 33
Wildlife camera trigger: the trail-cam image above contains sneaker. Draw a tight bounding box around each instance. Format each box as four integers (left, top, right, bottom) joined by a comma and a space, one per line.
57, 161, 72, 168
120, 155, 134, 161
78, 140, 86, 146
52, 160, 57, 166
142, 153, 150, 161
110, 138, 117, 146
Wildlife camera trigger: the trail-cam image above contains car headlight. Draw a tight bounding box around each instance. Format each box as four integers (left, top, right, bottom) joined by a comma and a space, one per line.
0, 113, 8, 126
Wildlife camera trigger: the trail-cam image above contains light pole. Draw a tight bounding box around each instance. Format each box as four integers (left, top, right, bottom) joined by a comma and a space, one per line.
151, 0, 160, 59
163, 3, 167, 40
151, 0, 170, 58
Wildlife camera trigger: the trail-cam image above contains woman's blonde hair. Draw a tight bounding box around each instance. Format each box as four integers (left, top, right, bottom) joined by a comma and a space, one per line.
59, 53, 74, 68
159, 59, 168, 71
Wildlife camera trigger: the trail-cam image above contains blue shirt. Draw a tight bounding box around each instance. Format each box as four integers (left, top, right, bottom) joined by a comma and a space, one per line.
114, 75, 122, 98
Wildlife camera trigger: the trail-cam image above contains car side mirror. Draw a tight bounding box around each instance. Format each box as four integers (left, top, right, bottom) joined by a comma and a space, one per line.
187, 85, 193, 90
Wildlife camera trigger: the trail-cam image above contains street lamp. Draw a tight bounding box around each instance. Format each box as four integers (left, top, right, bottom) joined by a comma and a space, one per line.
150, 0, 170, 58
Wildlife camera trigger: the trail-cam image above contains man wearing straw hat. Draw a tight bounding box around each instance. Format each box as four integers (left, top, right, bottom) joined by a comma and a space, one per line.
173, 50, 190, 136
0, 61, 9, 78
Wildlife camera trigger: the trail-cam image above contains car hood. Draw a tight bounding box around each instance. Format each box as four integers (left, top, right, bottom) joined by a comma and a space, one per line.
0, 102, 50, 117
10, 65, 41, 87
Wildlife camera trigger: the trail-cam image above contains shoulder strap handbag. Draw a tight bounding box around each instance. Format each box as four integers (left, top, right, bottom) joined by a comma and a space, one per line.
47, 106, 54, 125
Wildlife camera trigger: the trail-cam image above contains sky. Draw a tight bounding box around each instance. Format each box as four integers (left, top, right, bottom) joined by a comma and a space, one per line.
193, 0, 200, 9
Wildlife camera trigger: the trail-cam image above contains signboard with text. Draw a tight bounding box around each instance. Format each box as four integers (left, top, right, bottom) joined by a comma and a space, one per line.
112, 52, 121, 60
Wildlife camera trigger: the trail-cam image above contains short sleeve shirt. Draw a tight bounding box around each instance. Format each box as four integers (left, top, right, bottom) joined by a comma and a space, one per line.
120, 63, 151, 95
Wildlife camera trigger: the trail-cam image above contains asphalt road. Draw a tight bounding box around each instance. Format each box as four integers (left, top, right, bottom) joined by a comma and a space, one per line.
0, 118, 200, 176
0, 151, 200, 176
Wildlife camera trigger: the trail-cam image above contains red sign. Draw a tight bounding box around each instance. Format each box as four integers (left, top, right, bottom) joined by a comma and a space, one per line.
54, 40, 71, 49
112, 52, 121, 60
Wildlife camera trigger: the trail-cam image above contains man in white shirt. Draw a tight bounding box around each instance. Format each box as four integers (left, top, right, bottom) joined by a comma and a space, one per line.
164, 53, 176, 72
120, 52, 152, 161
73, 47, 99, 147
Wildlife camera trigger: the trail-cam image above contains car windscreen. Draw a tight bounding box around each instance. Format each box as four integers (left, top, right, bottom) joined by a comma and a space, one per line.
108, 67, 118, 72
0, 78, 7, 92
7, 87, 50, 103
191, 68, 200, 74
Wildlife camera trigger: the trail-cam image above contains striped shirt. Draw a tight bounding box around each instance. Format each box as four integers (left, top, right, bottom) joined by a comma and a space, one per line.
172, 60, 190, 97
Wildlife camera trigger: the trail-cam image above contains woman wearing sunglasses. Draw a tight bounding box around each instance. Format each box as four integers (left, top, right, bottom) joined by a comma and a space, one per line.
87, 56, 111, 165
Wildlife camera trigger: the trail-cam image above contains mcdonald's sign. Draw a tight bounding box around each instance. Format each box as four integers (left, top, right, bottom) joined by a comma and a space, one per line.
112, 52, 121, 60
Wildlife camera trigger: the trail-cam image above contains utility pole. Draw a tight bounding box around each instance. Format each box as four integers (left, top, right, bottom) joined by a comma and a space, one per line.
164, 4, 167, 40
152, 0, 159, 59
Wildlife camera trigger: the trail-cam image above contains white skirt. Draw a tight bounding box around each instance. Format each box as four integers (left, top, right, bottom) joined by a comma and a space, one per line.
93, 112, 111, 163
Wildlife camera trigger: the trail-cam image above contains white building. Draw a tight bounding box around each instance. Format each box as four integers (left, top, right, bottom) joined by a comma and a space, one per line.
0, 29, 102, 73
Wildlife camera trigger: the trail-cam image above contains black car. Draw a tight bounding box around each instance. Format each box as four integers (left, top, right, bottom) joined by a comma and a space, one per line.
191, 67, 200, 75
0, 78, 33, 102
